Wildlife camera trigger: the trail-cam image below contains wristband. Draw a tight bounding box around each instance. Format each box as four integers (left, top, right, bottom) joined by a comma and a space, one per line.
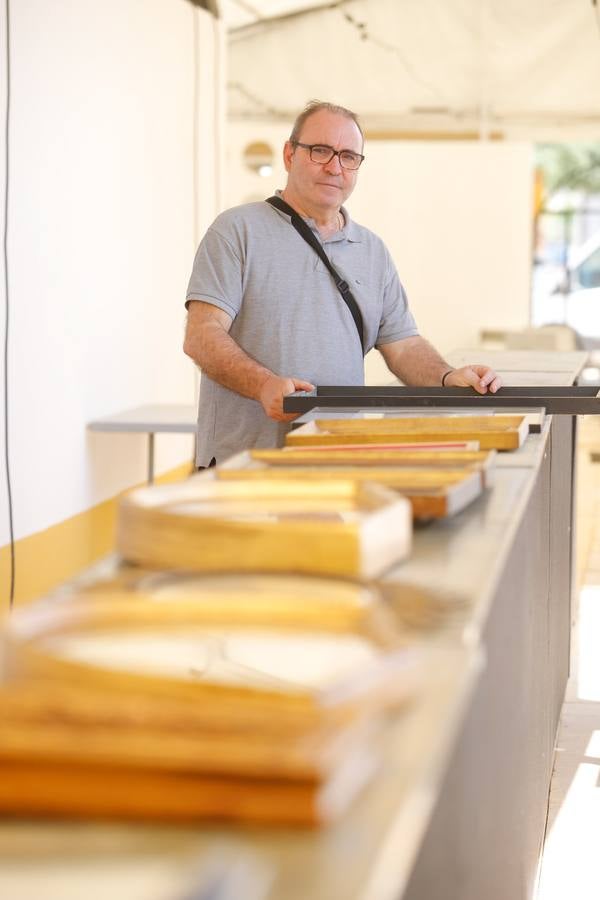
441, 369, 454, 387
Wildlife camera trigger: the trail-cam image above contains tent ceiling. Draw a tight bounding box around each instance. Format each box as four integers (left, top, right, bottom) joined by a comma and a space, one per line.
224, 0, 600, 139
220, 1, 336, 30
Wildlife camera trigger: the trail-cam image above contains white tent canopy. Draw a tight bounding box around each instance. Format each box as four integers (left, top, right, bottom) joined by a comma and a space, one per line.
222, 0, 600, 139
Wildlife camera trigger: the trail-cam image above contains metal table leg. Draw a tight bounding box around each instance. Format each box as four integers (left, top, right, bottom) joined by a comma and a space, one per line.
148, 433, 155, 484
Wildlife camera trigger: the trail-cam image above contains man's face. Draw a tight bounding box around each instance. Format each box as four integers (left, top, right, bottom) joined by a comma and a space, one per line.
283, 110, 364, 212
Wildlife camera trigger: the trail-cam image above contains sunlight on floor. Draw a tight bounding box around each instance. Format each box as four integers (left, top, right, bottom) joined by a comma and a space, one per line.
538, 762, 600, 900
584, 730, 600, 758
577, 587, 600, 702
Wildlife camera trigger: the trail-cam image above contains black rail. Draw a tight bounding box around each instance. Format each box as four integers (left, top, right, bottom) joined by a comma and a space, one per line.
283, 386, 600, 415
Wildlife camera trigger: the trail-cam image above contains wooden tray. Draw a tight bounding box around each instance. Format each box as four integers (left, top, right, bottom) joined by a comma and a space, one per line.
0, 679, 379, 780
0, 594, 417, 824
216, 463, 483, 519
65, 563, 453, 635
286, 415, 528, 451
241, 448, 495, 488
252, 446, 494, 467
117, 476, 412, 579
1, 593, 419, 733
63, 570, 398, 637
283, 439, 483, 452
0, 748, 378, 826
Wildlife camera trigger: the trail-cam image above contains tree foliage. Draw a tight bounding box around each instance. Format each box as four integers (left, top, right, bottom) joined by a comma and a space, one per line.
536, 143, 600, 201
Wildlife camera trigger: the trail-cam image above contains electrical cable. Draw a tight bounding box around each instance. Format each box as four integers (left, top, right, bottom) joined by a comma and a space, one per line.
2, 0, 14, 608
229, 0, 450, 110
227, 81, 290, 119
213, 12, 222, 212
339, 7, 450, 106
193, 6, 199, 244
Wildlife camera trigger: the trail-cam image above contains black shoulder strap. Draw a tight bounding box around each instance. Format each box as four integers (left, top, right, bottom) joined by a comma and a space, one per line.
266, 195, 365, 353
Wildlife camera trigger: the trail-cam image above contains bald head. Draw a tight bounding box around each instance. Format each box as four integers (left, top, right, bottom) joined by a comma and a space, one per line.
290, 100, 364, 149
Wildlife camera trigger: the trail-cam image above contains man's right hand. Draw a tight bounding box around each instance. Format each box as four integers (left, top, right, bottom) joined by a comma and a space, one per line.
259, 374, 315, 422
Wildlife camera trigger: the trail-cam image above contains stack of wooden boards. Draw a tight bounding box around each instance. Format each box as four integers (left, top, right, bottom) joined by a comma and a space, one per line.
215, 412, 530, 519
0, 573, 418, 825
0, 411, 530, 826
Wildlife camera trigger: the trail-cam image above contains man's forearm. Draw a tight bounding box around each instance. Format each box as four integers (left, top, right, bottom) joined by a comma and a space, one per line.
184, 309, 315, 421
378, 335, 502, 394
184, 317, 273, 400
379, 336, 450, 386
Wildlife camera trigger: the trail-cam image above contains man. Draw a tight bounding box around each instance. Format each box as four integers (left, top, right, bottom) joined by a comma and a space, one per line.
184, 101, 502, 466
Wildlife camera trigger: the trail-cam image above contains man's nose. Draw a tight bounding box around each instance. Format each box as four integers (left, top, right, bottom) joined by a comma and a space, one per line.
324, 152, 343, 174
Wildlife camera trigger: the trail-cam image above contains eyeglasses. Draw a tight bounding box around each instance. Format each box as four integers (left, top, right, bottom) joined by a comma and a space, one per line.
291, 141, 365, 171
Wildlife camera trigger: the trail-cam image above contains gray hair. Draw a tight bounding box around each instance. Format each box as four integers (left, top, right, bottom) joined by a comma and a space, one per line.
289, 100, 364, 146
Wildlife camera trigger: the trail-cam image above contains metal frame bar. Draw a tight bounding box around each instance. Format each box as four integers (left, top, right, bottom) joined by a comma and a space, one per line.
283, 386, 600, 415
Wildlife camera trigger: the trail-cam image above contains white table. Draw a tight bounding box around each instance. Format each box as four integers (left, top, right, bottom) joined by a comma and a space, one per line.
88, 404, 197, 483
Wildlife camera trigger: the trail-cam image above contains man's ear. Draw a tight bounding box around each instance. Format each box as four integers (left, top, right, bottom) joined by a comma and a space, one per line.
283, 140, 295, 173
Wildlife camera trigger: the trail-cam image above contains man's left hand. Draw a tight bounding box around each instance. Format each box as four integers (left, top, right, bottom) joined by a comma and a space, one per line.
445, 365, 503, 395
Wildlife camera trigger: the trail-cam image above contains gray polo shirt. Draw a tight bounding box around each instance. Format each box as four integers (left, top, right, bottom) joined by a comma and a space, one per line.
186, 198, 419, 465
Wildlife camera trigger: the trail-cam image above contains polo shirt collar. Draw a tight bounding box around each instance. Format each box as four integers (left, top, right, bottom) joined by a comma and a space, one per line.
338, 206, 362, 243
272, 191, 363, 243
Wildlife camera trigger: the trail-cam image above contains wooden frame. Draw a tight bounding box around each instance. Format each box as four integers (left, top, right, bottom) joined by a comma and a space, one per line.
285, 416, 528, 451
217, 455, 487, 519
117, 476, 412, 579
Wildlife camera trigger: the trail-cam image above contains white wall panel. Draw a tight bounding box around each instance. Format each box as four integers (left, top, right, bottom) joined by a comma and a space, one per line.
352, 140, 534, 356
0, 0, 224, 544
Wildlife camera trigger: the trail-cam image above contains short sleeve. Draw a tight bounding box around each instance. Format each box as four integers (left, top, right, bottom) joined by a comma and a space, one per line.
375, 250, 419, 345
185, 227, 243, 320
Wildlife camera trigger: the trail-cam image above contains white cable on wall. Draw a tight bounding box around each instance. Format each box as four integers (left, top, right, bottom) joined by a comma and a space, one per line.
2, 0, 14, 608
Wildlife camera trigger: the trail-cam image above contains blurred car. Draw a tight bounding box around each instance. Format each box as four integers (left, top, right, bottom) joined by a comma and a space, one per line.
534, 231, 600, 349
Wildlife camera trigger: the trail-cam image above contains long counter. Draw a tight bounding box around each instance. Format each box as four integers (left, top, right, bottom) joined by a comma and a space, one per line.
0, 350, 587, 900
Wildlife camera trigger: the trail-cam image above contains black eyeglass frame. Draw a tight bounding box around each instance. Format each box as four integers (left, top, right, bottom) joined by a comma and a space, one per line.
290, 141, 365, 170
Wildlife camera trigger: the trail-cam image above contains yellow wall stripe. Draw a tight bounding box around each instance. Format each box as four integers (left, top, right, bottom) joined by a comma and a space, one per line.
0, 461, 193, 607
